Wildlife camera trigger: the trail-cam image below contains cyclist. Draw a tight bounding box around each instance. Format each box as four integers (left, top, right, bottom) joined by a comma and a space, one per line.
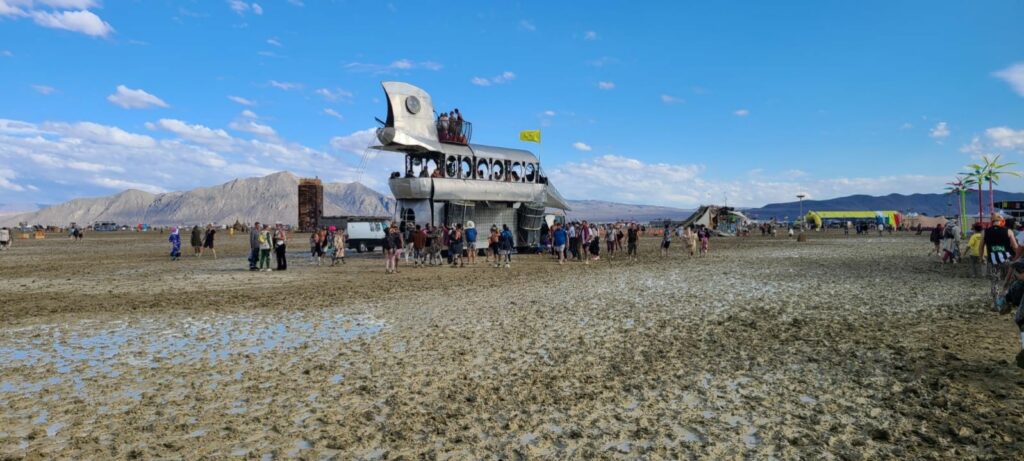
986, 214, 1018, 311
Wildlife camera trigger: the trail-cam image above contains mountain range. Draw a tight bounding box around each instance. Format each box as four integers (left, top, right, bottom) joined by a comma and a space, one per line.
3, 171, 1019, 227
746, 190, 1024, 219
0, 172, 395, 227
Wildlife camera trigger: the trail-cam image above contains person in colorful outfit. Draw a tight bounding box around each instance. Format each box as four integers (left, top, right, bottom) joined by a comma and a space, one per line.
168, 227, 182, 261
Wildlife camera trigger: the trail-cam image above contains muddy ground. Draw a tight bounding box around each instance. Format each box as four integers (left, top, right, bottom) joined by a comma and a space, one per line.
0, 230, 1021, 460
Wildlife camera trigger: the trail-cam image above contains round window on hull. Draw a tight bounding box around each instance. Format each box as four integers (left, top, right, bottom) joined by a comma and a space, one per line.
476, 159, 490, 180
491, 162, 505, 181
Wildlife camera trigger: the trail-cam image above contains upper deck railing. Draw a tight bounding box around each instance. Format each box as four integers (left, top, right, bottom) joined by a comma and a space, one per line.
437, 119, 472, 145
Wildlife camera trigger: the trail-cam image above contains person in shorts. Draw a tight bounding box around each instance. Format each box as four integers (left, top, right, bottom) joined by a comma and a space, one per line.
552, 223, 567, 265
0, 226, 11, 250
465, 221, 477, 265
450, 223, 465, 267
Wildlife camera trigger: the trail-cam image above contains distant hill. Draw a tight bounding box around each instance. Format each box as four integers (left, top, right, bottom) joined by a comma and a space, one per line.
1, 172, 695, 227
0, 172, 396, 227
745, 190, 1024, 219
561, 200, 693, 222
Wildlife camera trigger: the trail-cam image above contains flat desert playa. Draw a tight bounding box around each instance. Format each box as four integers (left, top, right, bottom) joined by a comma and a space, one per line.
0, 232, 1022, 459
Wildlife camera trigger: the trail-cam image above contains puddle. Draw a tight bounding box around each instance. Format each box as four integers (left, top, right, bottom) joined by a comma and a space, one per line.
0, 311, 385, 398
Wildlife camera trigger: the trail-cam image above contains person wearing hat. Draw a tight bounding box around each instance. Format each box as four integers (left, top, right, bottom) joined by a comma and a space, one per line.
464, 221, 477, 265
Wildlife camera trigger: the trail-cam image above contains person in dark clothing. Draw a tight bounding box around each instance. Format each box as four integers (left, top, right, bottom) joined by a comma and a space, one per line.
627, 223, 639, 261
929, 223, 943, 256
248, 222, 261, 271
274, 223, 288, 270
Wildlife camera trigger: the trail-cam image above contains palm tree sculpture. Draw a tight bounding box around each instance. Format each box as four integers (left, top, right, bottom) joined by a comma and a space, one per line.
962, 161, 991, 225
946, 176, 973, 237
982, 154, 1020, 216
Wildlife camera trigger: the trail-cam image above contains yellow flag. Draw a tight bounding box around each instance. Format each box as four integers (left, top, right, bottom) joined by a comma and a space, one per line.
519, 130, 541, 143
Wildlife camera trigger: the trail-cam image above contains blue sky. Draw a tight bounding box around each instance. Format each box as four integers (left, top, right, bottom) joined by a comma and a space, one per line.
1, 0, 1023, 210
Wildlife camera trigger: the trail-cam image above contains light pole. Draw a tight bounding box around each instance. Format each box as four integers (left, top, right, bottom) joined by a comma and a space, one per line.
796, 194, 806, 229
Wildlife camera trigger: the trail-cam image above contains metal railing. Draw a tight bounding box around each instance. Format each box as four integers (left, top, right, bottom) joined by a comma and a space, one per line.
436, 119, 472, 144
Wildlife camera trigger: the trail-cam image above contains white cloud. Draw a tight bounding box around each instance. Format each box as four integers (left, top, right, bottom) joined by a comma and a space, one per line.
30, 9, 113, 37
572, 141, 592, 152
471, 71, 516, 87
0, 116, 388, 204
269, 80, 301, 91
241, 109, 257, 119
151, 119, 233, 147
597, 81, 615, 90
900, 122, 913, 130
543, 110, 556, 117
90, 177, 166, 194
985, 126, 1024, 150
548, 154, 950, 208
32, 84, 55, 95
929, 121, 949, 139
315, 87, 353, 101
323, 108, 343, 120
227, 0, 261, 15
107, 85, 169, 109
0, 168, 26, 191
227, 95, 255, 106
734, 109, 750, 117
519, 19, 535, 31
994, 63, 1024, 97
660, 94, 683, 104
42, 121, 157, 148
584, 30, 597, 40
344, 59, 443, 74
228, 120, 276, 137
266, 37, 281, 47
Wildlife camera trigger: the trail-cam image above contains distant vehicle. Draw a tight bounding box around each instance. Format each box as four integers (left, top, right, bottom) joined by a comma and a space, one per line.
93, 221, 118, 232
345, 220, 389, 253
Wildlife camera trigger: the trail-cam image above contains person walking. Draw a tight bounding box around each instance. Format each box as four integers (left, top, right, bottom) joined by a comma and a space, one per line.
552, 223, 567, 265
168, 227, 182, 261
967, 223, 985, 278
488, 225, 500, 264
498, 224, 514, 268
384, 224, 401, 274
685, 225, 698, 257
580, 221, 591, 263
190, 225, 203, 257
929, 223, 943, 256
331, 227, 345, 266
605, 224, 616, 259
258, 224, 273, 271
627, 223, 639, 261
412, 224, 426, 266
660, 223, 672, 256
248, 222, 261, 271
274, 223, 288, 270
201, 224, 217, 259
699, 226, 711, 257
450, 223, 465, 267
465, 221, 478, 265
567, 222, 579, 261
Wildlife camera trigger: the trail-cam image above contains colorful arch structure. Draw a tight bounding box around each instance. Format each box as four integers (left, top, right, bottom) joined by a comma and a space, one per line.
805, 210, 902, 229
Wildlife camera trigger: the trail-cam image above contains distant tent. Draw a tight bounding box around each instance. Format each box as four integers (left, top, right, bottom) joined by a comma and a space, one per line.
805, 210, 902, 229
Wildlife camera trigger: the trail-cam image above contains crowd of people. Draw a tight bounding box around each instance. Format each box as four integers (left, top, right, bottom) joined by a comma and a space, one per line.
436, 108, 467, 144
929, 214, 1024, 368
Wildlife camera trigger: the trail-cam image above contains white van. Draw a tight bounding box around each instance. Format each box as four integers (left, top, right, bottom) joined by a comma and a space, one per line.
346, 220, 389, 253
